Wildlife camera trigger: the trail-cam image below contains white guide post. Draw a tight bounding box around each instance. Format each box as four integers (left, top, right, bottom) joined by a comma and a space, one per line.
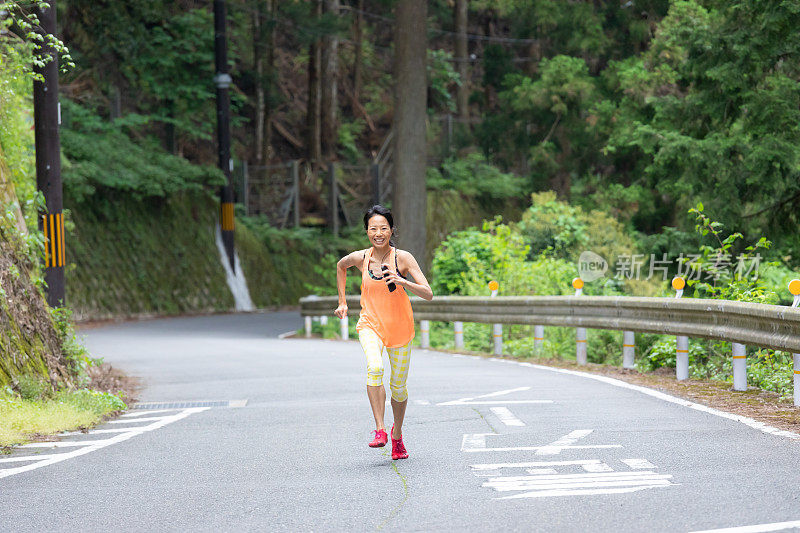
304, 316, 312, 338
340, 316, 349, 340
534, 325, 544, 354
573, 278, 587, 365
622, 331, 635, 369
489, 281, 502, 355
789, 280, 800, 406
320, 315, 328, 326
732, 342, 747, 391
676, 336, 689, 381
454, 321, 464, 349
672, 277, 689, 381
420, 320, 430, 349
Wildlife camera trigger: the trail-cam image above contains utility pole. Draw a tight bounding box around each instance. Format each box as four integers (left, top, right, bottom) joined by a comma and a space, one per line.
214, 0, 235, 271
33, 1, 65, 308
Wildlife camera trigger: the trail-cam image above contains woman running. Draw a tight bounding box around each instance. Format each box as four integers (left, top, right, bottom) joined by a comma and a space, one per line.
334, 205, 433, 460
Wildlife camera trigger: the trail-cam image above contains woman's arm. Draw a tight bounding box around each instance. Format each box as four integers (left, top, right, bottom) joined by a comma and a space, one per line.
384, 250, 433, 301
335, 250, 363, 318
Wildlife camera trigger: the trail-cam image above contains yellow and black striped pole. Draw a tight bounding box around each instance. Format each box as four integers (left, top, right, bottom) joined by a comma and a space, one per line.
214, 0, 235, 271
33, 2, 66, 307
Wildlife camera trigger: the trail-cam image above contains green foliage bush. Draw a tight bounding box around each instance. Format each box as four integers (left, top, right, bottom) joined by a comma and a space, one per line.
427, 153, 525, 201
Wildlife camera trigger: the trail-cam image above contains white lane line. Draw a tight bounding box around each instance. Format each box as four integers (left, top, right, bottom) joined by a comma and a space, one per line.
0, 454, 67, 463
121, 409, 181, 418
438, 386, 531, 406
490, 407, 525, 427
277, 330, 296, 339
0, 408, 209, 480
229, 399, 248, 408
413, 399, 430, 405
527, 364, 800, 441
60, 427, 141, 436
464, 444, 622, 453
622, 458, 656, 469
108, 416, 169, 424
471, 460, 604, 470
451, 400, 553, 405
689, 521, 800, 533
495, 484, 671, 500
526, 468, 558, 475
19, 440, 118, 448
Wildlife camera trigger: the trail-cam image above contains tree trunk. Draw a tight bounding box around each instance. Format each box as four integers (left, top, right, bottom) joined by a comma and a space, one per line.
393, 0, 428, 270
321, 0, 340, 160
352, 0, 363, 105
455, 0, 469, 123
307, 0, 323, 165
254, 0, 275, 164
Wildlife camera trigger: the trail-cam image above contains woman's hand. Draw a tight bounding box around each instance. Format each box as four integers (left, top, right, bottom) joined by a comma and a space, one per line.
381, 264, 406, 289
334, 303, 348, 319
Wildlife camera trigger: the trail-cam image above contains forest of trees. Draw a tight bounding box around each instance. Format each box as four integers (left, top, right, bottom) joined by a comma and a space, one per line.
20, 0, 791, 260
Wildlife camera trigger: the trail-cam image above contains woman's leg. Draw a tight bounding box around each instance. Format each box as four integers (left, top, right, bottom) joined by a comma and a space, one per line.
387, 342, 411, 439
358, 328, 386, 430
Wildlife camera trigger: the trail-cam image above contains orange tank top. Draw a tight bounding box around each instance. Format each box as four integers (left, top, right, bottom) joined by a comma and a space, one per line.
356, 247, 415, 348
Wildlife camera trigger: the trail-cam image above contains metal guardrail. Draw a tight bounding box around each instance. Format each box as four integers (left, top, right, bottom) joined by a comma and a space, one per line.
299, 295, 800, 353
299, 293, 800, 406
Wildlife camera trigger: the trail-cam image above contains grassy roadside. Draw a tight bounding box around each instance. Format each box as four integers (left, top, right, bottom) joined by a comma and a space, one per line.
299, 322, 800, 436
0, 387, 126, 448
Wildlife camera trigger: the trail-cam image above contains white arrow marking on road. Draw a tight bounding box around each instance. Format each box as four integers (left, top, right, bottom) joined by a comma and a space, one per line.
490, 407, 525, 427
536, 429, 593, 455
436, 387, 536, 405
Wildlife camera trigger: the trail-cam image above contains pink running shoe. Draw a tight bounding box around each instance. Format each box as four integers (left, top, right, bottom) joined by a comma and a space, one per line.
391, 425, 408, 460
369, 429, 388, 448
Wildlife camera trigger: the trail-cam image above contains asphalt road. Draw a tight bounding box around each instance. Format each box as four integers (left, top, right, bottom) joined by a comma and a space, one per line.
2, 312, 800, 532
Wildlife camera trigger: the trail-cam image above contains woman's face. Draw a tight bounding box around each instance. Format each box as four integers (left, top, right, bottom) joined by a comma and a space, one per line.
366, 215, 392, 248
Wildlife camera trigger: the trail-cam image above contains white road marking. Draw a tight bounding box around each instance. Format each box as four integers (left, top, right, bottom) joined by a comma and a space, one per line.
277, 330, 296, 339
465, 444, 622, 453
536, 429, 594, 455
490, 407, 525, 427
121, 409, 180, 418
582, 462, 614, 473
438, 386, 532, 406
461, 433, 493, 451
621, 458, 656, 469
689, 521, 800, 533
526, 468, 558, 475
528, 364, 800, 441
471, 460, 607, 471
109, 416, 169, 424
413, 399, 430, 405
451, 400, 553, 405
495, 484, 672, 500
19, 439, 118, 448
0, 408, 208, 480
229, 399, 248, 408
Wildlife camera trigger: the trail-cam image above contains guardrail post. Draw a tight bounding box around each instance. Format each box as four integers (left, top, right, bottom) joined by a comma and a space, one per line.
420, 320, 430, 349
732, 342, 747, 391
489, 281, 502, 355
573, 278, 587, 364
672, 277, 689, 381
340, 315, 349, 340
788, 280, 800, 406
454, 321, 464, 349
622, 331, 635, 369
534, 325, 544, 354
304, 316, 312, 338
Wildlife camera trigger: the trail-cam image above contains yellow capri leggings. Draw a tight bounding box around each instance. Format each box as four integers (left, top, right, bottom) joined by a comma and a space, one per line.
358, 327, 411, 402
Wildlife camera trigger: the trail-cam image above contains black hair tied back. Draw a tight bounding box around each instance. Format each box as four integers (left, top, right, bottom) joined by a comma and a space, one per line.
363, 204, 396, 247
